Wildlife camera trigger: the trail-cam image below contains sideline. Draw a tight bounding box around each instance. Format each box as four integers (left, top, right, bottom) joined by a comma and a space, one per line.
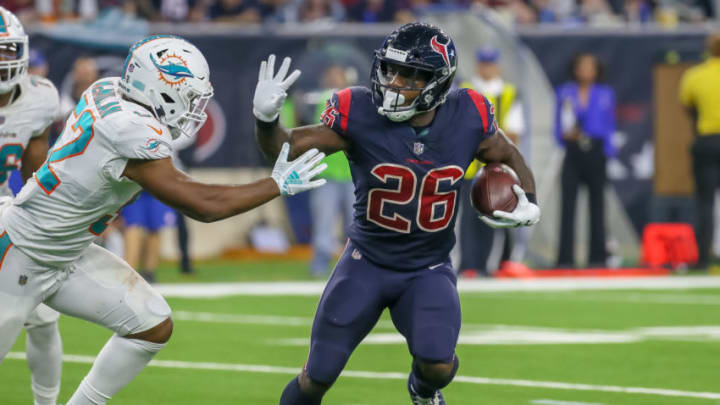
154, 276, 720, 298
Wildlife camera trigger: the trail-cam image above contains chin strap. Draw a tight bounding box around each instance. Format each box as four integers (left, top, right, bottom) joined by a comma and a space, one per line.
378, 90, 419, 122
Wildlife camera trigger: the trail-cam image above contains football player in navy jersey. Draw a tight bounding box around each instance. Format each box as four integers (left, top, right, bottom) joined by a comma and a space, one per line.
254, 23, 540, 405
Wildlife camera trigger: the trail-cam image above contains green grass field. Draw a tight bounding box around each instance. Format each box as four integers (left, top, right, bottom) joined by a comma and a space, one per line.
2, 260, 720, 404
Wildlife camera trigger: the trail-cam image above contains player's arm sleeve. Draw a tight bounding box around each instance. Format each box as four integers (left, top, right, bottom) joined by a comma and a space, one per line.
466, 88, 498, 141
320, 88, 353, 138
110, 120, 173, 161
31, 78, 61, 137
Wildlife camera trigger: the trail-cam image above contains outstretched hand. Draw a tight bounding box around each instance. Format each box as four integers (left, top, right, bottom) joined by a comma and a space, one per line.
271, 143, 328, 196
253, 54, 302, 123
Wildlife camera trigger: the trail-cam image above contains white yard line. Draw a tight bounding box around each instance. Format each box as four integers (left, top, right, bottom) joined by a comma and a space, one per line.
172, 311, 398, 330
174, 311, 720, 345
479, 292, 720, 306
154, 276, 720, 298
531, 400, 604, 405
5, 352, 720, 400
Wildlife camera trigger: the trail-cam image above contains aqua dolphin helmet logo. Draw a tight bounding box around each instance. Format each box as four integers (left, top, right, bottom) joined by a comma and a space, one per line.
150, 53, 194, 87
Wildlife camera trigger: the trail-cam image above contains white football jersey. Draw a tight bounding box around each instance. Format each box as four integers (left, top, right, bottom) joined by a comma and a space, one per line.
0, 74, 59, 197
2, 77, 173, 267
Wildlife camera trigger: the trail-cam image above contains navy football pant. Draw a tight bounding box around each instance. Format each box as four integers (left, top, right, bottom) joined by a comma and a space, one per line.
305, 240, 461, 385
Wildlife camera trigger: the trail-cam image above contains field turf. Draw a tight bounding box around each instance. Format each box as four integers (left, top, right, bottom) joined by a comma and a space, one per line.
2, 259, 720, 404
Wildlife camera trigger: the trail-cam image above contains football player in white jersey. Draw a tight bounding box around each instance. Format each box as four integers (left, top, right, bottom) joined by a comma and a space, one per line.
0, 33, 326, 405
0, 7, 63, 405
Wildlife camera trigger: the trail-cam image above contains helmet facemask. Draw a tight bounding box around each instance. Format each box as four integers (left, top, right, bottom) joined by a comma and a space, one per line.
0, 36, 28, 94
152, 84, 213, 139
373, 59, 436, 122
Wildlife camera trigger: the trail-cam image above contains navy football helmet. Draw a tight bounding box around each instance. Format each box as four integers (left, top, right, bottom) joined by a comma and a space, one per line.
371, 22, 457, 122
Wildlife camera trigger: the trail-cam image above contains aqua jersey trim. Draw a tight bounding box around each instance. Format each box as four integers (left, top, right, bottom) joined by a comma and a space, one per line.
0, 12, 7, 36
0, 231, 12, 270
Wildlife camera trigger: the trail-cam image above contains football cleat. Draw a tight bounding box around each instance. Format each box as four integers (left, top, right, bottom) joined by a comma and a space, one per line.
408, 380, 447, 405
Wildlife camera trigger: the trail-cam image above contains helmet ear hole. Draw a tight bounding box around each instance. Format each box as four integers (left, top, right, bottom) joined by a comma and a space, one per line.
161, 93, 175, 103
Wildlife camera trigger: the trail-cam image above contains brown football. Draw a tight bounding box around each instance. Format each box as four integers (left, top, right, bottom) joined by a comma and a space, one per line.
471, 163, 521, 217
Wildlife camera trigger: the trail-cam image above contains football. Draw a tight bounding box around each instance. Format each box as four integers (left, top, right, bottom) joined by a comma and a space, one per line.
471, 163, 521, 217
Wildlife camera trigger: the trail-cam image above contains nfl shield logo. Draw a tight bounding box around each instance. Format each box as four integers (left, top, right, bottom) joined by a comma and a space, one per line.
18, 275, 27, 286
413, 142, 424, 155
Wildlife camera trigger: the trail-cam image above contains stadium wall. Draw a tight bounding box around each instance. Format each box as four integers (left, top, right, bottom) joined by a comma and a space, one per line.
26, 21, 713, 264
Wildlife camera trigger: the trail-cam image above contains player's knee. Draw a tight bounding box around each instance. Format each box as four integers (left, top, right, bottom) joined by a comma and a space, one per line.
26, 321, 59, 343
298, 369, 332, 398
306, 341, 351, 385
126, 316, 173, 343
415, 355, 459, 389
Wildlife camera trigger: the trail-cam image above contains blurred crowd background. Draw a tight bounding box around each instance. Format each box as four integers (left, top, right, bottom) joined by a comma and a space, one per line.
5, 0, 720, 277
3, 0, 719, 27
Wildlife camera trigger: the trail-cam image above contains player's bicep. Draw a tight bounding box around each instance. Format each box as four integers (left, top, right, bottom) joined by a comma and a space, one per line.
476, 128, 518, 163
288, 124, 349, 159
123, 158, 199, 213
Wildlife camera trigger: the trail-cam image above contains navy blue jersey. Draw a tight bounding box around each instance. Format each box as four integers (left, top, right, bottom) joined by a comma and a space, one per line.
321, 86, 497, 270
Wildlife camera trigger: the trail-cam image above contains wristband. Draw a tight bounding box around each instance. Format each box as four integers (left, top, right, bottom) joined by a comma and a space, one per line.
256, 117, 279, 129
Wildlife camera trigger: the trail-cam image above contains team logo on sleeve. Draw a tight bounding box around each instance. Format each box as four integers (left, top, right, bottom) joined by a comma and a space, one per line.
430, 35, 450, 67
145, 138, 162, 152
150, 53, 194, 87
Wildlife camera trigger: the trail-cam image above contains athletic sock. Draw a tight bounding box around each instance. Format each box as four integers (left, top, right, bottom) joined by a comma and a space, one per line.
279, 376, 322, 405
66, 334, 165, 405
26, 322, 62, 405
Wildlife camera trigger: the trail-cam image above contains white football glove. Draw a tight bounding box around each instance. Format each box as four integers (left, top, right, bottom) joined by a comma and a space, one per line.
253, 54, 302, 122
271, 143, 328, 196
480, 184, 541, 229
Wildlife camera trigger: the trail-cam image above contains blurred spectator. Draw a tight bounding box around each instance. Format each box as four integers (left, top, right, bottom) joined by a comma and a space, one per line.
122, 191, 177, 283
305, 64, 355, 277
470, 0, 537, 25
579, 0, 621, 26
679, 33, 720, 270
555, 53, 615, 268
135, 0, 203, 21
657, 0, 713, 23
171, 133, 197, 274
458, 47, 525, 276
59, 56, 99, 118
530, 0, 559, 22
28, 49, 49, 77
295, 0, 345, 22
259, 0, 294, 22
345, 0, 397, 22
622, 0, 653, 23
3, 0, 38, 22
211, 0, 261, 22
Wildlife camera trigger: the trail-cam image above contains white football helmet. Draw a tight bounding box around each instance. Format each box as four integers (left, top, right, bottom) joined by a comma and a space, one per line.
119, 35, 213, 139
0, 7, 28, 94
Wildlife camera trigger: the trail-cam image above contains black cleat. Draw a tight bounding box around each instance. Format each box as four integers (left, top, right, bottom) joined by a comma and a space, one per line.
408, 380, 446, 405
